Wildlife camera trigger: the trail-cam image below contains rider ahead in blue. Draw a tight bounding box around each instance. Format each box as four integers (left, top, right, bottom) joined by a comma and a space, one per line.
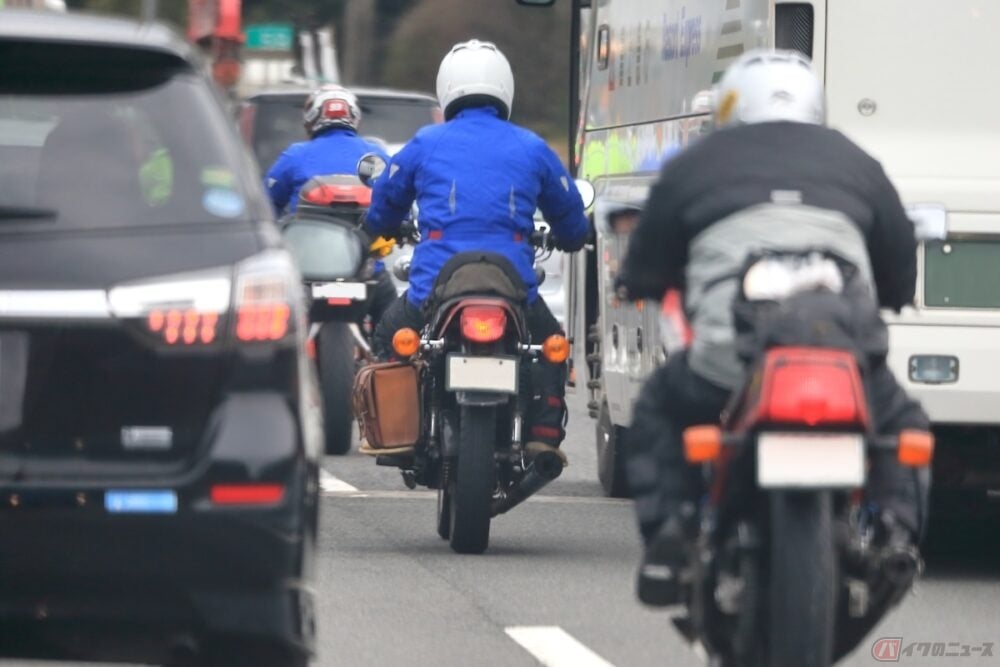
265, 85, 396, 325
365, 39, 589, 462
264, 85, 389, 215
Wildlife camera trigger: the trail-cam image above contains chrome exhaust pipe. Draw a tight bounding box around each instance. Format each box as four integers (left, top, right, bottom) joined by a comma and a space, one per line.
492, 450, 564, 516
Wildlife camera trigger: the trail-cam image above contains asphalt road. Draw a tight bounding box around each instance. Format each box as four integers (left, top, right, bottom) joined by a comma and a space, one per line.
10, 393, 1000, 666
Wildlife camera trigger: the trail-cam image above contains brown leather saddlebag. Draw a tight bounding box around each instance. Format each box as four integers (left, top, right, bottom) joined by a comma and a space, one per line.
352, 361, 421, 449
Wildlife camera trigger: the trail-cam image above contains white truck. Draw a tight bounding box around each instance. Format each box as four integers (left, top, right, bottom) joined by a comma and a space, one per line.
816, 0, 1000, 516
518, 0, 1000, 511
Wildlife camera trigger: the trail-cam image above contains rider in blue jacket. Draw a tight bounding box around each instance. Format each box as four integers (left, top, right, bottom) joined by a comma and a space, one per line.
265, 85, 389, 215
266, 85, 396, 325
366, 39, 589, 461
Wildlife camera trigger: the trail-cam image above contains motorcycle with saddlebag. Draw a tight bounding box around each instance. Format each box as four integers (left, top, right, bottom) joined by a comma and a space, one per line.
351, 155, 578, 554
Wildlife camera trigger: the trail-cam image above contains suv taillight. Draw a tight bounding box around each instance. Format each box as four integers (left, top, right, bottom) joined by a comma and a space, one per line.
108, 251, 299, 347
109, 270, 231, 347
233, 250, 298, 344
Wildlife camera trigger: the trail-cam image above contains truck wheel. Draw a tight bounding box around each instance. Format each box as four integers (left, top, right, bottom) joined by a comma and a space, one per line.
597, 399, 630, 498
317, 322, 355, 456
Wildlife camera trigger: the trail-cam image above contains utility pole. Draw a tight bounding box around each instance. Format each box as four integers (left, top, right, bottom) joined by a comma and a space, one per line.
141, 0, 158, 22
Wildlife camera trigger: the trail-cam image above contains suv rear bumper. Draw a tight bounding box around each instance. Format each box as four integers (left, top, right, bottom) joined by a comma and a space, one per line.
0, 392, 319, 662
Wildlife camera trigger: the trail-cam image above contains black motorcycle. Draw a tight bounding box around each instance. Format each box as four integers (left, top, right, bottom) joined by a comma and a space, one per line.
672, 251, 933, 667
281, 174, 384, 455
354, 154, 587, 554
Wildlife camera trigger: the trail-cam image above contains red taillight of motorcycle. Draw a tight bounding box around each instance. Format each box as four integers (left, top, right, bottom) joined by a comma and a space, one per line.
754, 347, 869, 428
148, 309, 220, 345
460, 306, 507, 343
301, 183, 372, 207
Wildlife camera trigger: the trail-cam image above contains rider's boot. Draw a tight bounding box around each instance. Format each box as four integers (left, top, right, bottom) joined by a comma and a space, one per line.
637, 502, 697, 607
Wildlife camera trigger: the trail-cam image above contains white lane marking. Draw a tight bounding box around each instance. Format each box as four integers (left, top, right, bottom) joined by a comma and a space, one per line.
505, 626, 615, 667
320, 469, 359, 493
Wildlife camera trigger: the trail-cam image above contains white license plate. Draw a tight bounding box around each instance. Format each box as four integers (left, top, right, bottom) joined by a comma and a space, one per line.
757, 433, 865, 489
311, 282, 367, 301
446, 355, 518, 394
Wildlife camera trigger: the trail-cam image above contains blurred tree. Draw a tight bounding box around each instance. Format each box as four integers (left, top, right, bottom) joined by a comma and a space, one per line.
65, 0, 569, 144
381, 0, 571, 142
65, 0, 186, 27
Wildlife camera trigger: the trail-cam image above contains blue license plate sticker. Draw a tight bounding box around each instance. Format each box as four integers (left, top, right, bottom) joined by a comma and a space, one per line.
105, 490, 178, 514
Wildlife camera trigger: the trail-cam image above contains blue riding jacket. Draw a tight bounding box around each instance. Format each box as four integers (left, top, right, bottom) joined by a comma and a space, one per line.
264, 128, 389, 215
365, 107, 589, 307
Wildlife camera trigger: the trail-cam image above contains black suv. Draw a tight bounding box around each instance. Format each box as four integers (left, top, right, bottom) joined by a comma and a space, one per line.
0, 10, 320, 666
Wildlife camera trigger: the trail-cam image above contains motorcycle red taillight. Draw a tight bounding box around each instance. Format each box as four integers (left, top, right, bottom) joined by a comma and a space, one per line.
754, 347, 869, 428
460, 306, 507, 343
301, 183, 372, 207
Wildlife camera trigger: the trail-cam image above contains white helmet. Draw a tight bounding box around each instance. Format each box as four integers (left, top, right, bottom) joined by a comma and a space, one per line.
712, 49, 825, 128
303, 85, 362, 137
436, 39, 514, 120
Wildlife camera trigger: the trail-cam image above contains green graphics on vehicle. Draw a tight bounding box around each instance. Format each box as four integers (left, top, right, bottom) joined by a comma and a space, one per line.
139, 147, 173, 207
244, 23, 294, 52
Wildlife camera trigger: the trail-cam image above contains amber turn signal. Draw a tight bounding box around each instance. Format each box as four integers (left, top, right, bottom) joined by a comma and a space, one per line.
541, 334, 570, 363
392, 327, 420, 358
683, 425, 723, 463
897, 429, 934, 467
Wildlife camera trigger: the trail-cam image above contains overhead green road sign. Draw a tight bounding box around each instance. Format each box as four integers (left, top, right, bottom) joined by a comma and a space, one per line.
245, 23, 294, 52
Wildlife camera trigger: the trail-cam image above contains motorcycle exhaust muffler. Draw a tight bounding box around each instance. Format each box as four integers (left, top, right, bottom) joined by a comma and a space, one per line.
491, 450, 564, 516
882, 544, 923, 586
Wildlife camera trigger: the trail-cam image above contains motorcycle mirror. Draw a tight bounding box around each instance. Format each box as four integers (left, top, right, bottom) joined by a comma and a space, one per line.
534, 265, 547, 287
357, 153, 388, 188
575, 178, 595, 209
392, 255, 412, 283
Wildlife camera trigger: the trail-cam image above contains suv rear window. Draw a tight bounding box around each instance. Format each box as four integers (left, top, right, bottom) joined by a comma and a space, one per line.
0, 41, 250, 230
250, 94, 438, 170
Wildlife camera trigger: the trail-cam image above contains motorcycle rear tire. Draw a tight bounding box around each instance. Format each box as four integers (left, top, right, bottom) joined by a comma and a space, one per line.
448, 406, 496, 554
767, 491, 836, 667
318, 322, 355, 456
